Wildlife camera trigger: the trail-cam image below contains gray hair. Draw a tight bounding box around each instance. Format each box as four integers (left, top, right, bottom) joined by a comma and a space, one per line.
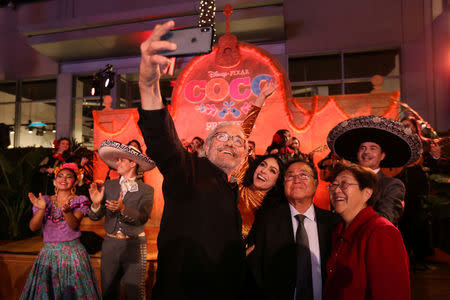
205, 122, 247, 148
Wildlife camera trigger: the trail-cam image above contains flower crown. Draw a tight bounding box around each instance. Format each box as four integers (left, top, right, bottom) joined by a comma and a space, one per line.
54, 163, 84, 182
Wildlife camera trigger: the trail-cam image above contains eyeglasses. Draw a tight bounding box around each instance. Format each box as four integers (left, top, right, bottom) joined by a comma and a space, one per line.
284, 172, 313, 181
327, 182, 359, 191
213, 132, 246, 147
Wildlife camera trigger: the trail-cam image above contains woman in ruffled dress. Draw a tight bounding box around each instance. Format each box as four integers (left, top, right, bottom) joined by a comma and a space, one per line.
20, 163, 101, 300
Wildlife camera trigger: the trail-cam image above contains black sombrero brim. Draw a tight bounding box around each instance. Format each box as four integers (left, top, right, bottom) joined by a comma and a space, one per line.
327, 116, 422, 168
98, 140, 155, 172
332, 128, 411, 167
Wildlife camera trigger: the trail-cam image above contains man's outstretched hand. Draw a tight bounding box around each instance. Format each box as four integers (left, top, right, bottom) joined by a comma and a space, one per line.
139, 20, 177, 110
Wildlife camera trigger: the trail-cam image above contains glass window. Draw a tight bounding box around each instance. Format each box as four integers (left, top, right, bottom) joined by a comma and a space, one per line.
344, 81, 374, 94
18, 79, 57, 147
19, 99, 56, 147
0, 82, 16, 148
289, 54, 341, 82
72, 98, 96, 149
289, 49, 400, 95
22, 79, 57, 100
344, 50, 400, 78
292, 83, 342, 97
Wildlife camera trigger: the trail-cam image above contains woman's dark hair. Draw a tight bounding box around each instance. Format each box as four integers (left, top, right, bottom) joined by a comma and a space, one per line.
276, 129, 290, 142
58, 137, 71, 145
56, 137, 72, 160
127, 139, 143, 153
328, 161, 378, 206
192, 136, 205, 146
243, 154, 286, 189
265, 129, 291, 154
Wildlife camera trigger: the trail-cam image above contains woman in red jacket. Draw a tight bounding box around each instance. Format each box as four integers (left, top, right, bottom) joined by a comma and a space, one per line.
324, 161, 410, 300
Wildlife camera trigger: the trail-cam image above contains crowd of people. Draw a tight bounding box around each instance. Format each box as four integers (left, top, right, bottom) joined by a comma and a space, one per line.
21, 20, 448, 300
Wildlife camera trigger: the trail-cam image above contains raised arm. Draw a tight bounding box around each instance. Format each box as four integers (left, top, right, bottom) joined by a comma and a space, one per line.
138, 20, 194, 187
88, 182, 106, 220
242, 80, 277, 138
234, 80, 277, 181
28, 192, 46, 231
139, 20, 176, 111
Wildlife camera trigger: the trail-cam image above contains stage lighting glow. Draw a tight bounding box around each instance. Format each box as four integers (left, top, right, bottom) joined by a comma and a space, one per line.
104, 72, 115, 89
91, 64, 115, 95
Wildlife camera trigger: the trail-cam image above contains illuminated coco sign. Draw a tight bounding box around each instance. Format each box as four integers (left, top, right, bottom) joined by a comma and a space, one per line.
171, 42, 287, 138
184, 73, 272, 104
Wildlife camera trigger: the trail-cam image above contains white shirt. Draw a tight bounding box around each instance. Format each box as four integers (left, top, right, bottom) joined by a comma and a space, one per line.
289, 203, 322, 300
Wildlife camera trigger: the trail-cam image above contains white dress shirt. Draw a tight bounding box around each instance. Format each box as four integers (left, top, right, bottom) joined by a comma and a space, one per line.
289, 203, 322, 300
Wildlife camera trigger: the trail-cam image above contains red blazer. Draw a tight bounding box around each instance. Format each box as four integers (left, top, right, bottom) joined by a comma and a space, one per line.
323, 206, 410, 300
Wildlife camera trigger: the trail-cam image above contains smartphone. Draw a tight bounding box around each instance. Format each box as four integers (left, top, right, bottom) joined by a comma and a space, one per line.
158, 26, 214, 57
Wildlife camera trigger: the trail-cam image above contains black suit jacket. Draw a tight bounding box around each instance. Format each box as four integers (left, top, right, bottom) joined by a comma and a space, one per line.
246, 201, 339, 300
88, 179, 154, 237
373, 171, 405, 226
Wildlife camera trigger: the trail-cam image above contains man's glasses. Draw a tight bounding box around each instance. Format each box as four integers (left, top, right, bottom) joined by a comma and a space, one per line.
284, 172, 313, 181
214, 132, 245, 147
327, 181, 359, 191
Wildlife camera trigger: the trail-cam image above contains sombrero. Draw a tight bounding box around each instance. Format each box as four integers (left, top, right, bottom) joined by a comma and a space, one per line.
327, 115, 422, 168
98, 140, 155, 172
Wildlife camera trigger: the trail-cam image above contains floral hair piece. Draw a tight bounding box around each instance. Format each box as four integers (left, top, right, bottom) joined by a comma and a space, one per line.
54, 163, 84, 183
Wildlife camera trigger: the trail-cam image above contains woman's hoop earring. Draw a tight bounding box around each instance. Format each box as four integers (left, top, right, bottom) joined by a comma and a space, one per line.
54, 186, 59, 195
71, 186, 76, 195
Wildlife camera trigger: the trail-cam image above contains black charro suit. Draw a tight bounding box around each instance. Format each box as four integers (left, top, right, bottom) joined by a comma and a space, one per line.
246, 201, 339, 300
88, 178, 153, 299
374, 171, 405, 226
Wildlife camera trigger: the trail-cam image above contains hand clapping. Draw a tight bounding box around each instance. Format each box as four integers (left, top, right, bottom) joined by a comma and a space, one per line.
105, 192, 124, 213
28, 192, 46, 210
89, 182, 105, 209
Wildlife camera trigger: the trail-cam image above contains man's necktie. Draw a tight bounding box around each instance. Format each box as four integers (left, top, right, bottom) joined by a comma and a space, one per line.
295, 214, 313, 300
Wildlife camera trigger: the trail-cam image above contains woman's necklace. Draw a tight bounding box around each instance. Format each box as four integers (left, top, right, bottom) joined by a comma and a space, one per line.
51, 194, 71, 223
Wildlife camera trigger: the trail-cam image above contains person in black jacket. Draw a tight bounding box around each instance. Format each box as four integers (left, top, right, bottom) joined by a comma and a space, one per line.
327, 115, 422, 226
246, 159, 340, 300
137, 20, 249, 300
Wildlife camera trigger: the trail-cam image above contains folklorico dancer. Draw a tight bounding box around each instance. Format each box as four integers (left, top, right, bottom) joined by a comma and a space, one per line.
21, 162, 101, 300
